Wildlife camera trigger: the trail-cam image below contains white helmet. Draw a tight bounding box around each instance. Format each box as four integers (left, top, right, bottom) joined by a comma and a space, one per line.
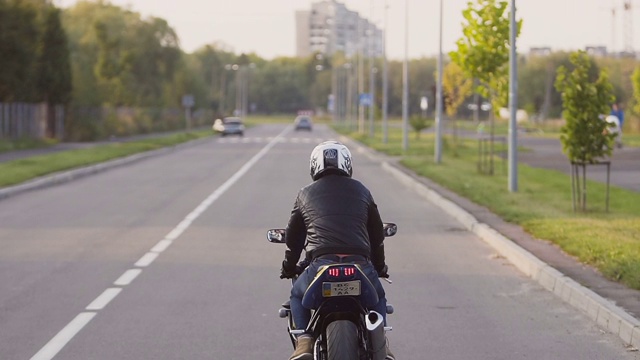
309, 141, 353, 180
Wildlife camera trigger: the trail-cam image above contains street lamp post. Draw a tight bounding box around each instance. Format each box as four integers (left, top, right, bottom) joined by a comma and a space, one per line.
358, 19, 365, 134
382, 0, 389, 144
220, 64, 233, 116
435, 0, 443, 163
369, 67, 377, 137
402, 0, 409, 151
508, 0, 518, 192
232, 64, 240, 117
243, 63, 256, 118
368, 0, 375, 137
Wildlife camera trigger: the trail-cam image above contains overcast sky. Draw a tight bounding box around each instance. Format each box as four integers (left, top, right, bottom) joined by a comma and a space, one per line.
56, 0, 633, 60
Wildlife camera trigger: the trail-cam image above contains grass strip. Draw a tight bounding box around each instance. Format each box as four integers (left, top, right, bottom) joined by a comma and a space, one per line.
0, 130, 213, 188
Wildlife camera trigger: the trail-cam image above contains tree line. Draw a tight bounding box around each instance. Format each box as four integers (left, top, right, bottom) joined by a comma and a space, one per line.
1, 0, 639, 141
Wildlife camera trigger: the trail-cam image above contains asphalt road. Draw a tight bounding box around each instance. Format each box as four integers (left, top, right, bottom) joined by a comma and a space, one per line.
518, 135, 640, 192
0, 124, 637, 359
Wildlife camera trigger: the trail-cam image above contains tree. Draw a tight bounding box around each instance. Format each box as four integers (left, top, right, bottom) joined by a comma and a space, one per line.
0, 1, 39, 101
449, 0, 521, 173
555, 51, 615, 211
442, 62, 473, 118
36, 6, 72, 104
449, 0, 519, 111
442, 62, 473, 152
63, 2, 181, 107
629, 66, 640, 131
409, 115, 430, 139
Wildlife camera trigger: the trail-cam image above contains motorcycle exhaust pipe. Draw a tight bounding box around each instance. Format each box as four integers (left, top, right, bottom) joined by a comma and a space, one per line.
366, 311, 386, 360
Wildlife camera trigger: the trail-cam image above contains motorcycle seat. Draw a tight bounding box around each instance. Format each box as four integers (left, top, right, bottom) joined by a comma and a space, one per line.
315, 254, 368, 263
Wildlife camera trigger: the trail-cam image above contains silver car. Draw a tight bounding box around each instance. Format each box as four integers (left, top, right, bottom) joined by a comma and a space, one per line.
294, 115, 313, 131
213, 117, 245, 137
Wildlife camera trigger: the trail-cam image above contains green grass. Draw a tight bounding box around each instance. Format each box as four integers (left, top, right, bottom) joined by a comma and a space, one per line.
621, 133, 640, 147
0, 130, 213, 188
0, 137, 59, 154
336, 123, 640, 290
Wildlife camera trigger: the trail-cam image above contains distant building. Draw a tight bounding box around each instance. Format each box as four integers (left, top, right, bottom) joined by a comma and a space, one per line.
528, 47, 552, 57
295, 0, 383, 58
585, 46, 608, 57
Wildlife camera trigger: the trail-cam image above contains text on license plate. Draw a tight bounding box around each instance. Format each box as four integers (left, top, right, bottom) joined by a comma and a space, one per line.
322, 280, 361, 297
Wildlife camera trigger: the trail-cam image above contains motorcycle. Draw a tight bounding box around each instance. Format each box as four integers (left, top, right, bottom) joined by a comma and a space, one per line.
266, 223, 398, 360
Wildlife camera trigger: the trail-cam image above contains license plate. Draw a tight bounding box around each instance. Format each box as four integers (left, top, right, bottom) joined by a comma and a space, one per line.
322, 280, 361, 297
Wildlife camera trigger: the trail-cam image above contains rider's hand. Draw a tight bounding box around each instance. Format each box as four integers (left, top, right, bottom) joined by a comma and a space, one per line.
376, 264, 390, 278
280, 260, 298, 279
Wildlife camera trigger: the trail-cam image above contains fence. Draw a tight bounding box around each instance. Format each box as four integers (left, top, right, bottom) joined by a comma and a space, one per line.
0, 102, 65, 140
1, 103, 213, 142
65, 106, 213, 141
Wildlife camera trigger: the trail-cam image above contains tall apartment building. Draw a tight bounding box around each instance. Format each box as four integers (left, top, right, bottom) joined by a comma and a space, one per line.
296, 0, 383, 58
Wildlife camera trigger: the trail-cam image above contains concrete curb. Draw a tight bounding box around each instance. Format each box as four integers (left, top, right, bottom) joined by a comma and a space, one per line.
341, 136, 640, 350
0, 136, 214, 202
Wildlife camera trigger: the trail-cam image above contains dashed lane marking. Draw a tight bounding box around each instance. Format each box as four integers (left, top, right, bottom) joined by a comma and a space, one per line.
30, 126, 291, 360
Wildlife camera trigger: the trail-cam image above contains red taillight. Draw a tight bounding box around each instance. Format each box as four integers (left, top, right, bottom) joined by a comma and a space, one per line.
326, 266, 357, 278
343, 266, 356, 276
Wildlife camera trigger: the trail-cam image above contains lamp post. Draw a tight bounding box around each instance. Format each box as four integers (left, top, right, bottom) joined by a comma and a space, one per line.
358, 19, 365, 134
508, 0, 518, 192
435, 0, 443, 163
382, 0, 389, 144
369, 67, 377, 137
219, 64, 233, 116
368, 0, 375, 137
243, 63, 256, 118
232, 64, 240, 117
402, 0, 409, 151
345, 62, 354, 131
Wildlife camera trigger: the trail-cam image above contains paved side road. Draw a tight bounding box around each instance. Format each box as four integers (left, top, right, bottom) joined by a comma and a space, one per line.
517, 135, 640, 192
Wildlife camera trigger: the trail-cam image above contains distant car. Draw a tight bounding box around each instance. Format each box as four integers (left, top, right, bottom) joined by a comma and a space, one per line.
213, 117, 245, 137
294, 115, 313, 131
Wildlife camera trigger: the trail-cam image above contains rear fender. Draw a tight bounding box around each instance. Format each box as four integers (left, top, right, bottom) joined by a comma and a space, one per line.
301, 264, 379, 309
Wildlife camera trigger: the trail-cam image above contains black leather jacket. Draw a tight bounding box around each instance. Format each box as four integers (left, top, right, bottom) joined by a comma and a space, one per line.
284, 174, 386, 271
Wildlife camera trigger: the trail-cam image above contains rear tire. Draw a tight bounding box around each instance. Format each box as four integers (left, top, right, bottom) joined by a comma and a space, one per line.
326, 320, 359, 360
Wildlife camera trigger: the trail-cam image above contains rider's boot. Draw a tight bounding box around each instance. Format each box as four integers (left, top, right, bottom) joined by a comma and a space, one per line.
289, 335, 313, 360
385, 336, 396, 360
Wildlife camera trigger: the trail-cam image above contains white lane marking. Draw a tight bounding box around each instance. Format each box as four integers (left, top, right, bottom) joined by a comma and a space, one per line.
114, 269, 142, 286
30, 312, 96, 360
151, 239, 173, 253
217, 136, 329, 144
30, 126, 291, 360
135, 252, 159, 267
86, 288, 122, 311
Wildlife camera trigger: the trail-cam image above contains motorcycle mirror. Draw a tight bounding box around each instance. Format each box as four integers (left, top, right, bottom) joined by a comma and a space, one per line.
383, 223, 397, 237
266, 229, 286, 243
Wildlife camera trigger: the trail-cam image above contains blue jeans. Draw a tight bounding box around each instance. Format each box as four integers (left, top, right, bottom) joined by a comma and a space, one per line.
290, 258, 387, 331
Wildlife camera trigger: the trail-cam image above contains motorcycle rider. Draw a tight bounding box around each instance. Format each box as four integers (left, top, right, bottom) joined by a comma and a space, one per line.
280, 140, 395, 360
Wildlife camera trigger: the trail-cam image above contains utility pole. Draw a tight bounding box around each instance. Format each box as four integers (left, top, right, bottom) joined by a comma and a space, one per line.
382, 0, 389, 144
508, 0, 518, 192
402, 0, 409, 151
358, 18, 365, 134
368, 0, 375, 137
434, 0, 443, 164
